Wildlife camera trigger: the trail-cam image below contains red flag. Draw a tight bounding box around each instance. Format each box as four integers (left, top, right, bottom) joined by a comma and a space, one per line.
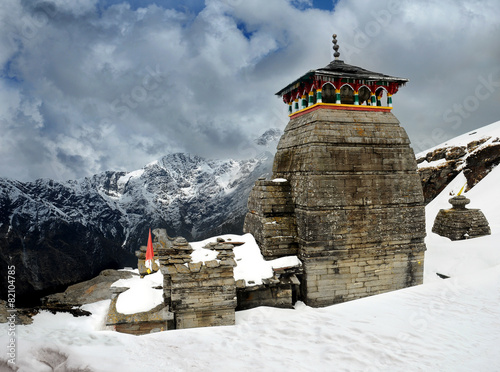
145, 229, 154, 274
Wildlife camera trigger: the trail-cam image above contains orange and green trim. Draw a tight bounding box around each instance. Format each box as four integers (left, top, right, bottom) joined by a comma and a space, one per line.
289, 102, 392, 118
335, 89, 341, 104
316, 89, 322, 103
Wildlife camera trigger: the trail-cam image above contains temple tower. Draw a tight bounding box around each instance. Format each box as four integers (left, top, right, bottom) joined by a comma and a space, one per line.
244, 35, 426, 307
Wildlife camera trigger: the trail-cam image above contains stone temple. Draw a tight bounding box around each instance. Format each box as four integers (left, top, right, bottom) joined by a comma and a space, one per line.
244, 35, 427, 307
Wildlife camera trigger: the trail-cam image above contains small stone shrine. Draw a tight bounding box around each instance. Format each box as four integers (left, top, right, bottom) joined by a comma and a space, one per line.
244, 34, 427, 307
432, 195, 491, 240
107, 230, 237, 334
161, 238, 237, 330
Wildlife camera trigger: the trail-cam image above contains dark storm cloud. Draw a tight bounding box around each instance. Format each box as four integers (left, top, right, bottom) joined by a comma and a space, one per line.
0, 0, 499, 181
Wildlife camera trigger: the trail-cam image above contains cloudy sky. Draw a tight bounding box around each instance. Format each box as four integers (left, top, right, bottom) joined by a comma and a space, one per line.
1, 0, 499, 181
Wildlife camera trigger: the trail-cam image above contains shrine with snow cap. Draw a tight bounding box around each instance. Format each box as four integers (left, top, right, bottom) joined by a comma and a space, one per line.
245, 34, 426, 307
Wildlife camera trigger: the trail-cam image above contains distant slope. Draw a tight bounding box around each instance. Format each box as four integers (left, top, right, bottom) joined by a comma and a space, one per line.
417, 120, 500, 203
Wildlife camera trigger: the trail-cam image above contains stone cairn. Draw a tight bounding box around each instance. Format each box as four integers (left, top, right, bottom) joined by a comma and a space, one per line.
161, 236, 237, 330
432, 195, 490, 240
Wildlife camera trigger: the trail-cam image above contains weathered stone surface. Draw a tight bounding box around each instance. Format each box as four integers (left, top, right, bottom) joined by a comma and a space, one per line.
445, 146, 467, 160
417, 139, 500, 204
300, 246, 425, 307
43, 269, 137, 307
425, 147, 447, 162
175, 309, 235, 329
160, 237, 237, 330
432, 196, 491, 240
205, 260, 220, 268
237, 284, 294, 310
244, 179, 298, 258
467, 137, 491, 151
464, 143, 500, 190
188, 262, 203, 272
244, 108, 426, 307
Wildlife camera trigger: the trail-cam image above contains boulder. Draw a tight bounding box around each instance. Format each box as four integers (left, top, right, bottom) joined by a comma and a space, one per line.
43, 269, 137, 308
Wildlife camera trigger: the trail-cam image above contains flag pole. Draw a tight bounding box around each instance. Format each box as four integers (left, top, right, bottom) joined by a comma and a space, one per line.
145, 228, 154, 274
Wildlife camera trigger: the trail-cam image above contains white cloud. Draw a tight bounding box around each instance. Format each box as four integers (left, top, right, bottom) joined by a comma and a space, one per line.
0, 0, 499, 180
49, 0, 99, 16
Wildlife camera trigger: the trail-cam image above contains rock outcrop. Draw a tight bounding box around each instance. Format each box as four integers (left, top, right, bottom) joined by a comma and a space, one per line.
464, 142, 500, 189
0, 269, 136, 325
418, 136, 500, 204
43, 269, 137, 308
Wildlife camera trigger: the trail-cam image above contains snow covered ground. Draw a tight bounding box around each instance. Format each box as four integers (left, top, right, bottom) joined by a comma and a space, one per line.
2, 150, 500, 371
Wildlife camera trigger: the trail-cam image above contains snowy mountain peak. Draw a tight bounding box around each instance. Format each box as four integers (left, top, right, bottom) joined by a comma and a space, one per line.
254, 128, 282, 147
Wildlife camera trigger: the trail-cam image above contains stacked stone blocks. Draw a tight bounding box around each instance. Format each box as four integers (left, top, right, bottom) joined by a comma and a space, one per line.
244, 179, 298, 258
432, 195, 490, 240
112, 231, 238, 334
161, 239, 237, 329
245, 109, 427, 307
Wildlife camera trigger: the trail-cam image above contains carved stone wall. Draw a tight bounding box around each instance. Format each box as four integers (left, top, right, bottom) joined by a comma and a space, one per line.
244, 108, 426, 307
244, 179, 298, 258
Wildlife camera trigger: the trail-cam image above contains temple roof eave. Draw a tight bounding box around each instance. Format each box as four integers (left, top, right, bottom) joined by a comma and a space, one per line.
274, 71, 316, 97
275, 63, 409, 97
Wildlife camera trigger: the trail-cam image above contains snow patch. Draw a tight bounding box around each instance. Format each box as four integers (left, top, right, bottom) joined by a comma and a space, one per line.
269, 256, 302, 269
418, 157, 448, 169
115, 285, 163, 315
112, 270, 164, 314
190, 245, 219, 263
416, 120, 500, 158
118, 168, 145, 185
190, 233, 300, 286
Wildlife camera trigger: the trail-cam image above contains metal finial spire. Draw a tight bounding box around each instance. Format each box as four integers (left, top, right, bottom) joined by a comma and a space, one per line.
332, 34, 340, 60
